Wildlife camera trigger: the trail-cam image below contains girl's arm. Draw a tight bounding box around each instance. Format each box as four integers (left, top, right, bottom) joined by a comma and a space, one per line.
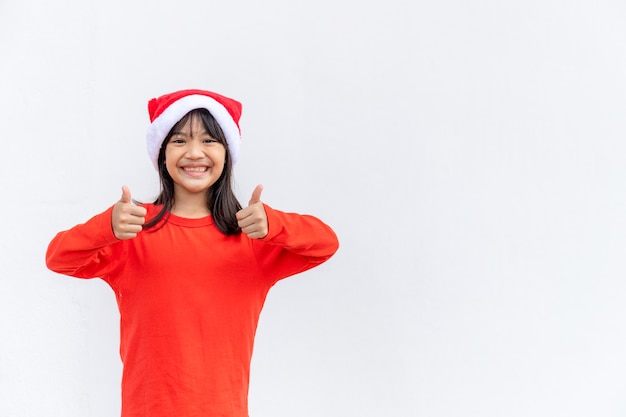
252, 204, 339, 283
46, 187, 145, 279
45, 206, 124, 279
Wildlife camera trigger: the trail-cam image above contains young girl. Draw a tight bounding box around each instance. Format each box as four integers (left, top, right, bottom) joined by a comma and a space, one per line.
46, 89, 339, 417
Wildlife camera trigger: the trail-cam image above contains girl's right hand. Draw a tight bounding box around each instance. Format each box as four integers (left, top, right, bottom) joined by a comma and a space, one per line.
112, 185, 147, 240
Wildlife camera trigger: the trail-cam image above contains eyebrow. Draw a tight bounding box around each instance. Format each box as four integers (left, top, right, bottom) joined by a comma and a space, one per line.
170, 130, 217, 139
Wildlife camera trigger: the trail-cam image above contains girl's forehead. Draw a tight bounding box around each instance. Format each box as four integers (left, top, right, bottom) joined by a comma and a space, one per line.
175, 115, 209, 135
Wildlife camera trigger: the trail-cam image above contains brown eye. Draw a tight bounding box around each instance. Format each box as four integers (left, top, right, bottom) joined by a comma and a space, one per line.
168, 134, 186, 144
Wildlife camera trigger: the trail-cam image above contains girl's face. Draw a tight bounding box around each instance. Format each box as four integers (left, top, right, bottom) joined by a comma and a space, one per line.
164, 114, 226, 198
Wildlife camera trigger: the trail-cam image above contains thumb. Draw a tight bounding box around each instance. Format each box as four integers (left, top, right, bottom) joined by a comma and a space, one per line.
248, 184, 263, 206
120, 185, 132, 204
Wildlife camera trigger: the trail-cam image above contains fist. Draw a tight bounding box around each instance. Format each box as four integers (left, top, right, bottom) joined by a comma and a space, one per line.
236, 184, 268, 239
112, 185, 147, 240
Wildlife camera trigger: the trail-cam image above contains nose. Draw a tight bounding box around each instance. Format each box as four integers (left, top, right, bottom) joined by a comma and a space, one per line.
185, 141, 204, 159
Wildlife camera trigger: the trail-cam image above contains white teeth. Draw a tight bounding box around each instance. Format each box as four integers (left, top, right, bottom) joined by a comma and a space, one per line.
184, 167, 207, 172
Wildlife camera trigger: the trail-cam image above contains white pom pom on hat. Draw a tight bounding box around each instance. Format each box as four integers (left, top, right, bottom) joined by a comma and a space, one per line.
146, 89, 243, 170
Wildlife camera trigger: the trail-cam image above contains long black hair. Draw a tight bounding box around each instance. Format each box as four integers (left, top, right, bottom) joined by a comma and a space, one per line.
143, 108, 242, 235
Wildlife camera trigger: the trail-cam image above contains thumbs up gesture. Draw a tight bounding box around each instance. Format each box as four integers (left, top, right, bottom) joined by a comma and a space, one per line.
112, 186, 147, 240
236, 184, 268, 239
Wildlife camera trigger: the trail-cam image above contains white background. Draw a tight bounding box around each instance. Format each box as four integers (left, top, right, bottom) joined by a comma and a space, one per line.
2, 1, 626, 416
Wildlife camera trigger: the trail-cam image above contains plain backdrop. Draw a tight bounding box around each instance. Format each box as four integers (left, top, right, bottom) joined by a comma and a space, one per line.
2, 1, 626, 416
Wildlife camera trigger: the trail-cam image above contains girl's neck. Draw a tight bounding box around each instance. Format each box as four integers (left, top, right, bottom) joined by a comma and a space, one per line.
171, 191, 211, 218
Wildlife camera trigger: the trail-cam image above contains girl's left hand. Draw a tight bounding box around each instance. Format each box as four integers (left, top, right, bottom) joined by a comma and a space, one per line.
236, 184, 268, 239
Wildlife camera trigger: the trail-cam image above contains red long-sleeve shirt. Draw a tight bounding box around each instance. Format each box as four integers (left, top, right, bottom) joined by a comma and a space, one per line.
46, 204, 338, 417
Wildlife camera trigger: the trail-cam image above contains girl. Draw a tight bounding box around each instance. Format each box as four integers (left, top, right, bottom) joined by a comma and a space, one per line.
46, 89, 339, 417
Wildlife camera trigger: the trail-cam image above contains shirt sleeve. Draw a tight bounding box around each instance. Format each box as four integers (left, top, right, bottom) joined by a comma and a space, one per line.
251, 204, 339, 284
45, 206, 126, 280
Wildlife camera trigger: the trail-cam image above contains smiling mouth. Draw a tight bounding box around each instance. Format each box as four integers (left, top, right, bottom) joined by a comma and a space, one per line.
183, 167, 208, 172
182, 166, 209, 176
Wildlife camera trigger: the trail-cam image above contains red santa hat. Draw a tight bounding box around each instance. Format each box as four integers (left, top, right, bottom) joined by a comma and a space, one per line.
146, 89, 243, 170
